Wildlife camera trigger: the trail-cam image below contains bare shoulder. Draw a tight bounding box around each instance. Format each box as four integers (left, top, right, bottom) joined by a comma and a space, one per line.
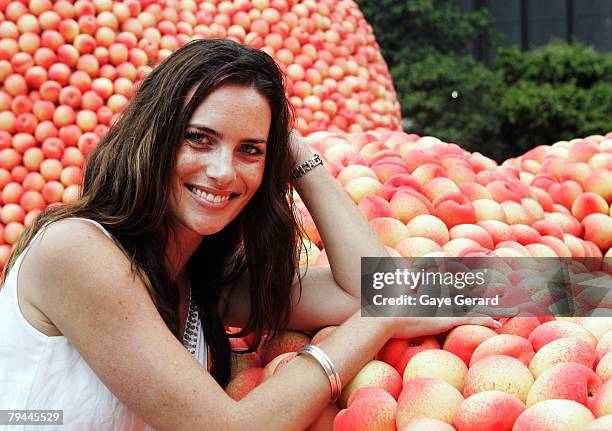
26, 218, 128, 273
20, 217, 236, 429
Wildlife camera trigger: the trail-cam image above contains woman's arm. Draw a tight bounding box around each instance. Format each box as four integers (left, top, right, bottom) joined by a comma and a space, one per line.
290, 133, 389, 299
30, 219, 499, 431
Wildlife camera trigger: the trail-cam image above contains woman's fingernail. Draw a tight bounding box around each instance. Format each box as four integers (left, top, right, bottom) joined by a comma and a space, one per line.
494, 321, 503, 327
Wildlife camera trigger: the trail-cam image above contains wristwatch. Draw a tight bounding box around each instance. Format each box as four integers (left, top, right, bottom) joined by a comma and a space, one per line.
292, 153, 324, 179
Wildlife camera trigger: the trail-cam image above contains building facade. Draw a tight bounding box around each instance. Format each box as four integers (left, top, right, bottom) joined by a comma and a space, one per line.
454, 0, 612, 61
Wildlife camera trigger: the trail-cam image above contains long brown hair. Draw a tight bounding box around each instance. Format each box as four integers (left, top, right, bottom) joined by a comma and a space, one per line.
2, 38, 302, 387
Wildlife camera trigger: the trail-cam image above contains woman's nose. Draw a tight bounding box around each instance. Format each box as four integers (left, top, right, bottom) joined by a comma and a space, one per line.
205, 146, 236, 185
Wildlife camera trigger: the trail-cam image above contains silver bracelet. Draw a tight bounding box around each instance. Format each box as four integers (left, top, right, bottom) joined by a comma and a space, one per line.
297, 344, 342, 401
292, 154, 324, 179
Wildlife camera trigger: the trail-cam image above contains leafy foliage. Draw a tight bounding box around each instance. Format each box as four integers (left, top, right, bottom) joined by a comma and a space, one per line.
495, 42, 612, 155
356, 0, 504, 157
357, 1, 612, 160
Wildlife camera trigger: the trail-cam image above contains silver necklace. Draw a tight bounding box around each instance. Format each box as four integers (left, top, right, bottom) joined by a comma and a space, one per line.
182, 286, 199, 355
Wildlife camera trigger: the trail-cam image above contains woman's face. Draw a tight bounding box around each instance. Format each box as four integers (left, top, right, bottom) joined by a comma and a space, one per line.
170, 83, 271, 238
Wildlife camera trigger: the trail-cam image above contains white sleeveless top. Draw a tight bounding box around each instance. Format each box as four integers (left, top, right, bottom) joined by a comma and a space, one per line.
0, 217, 208, 431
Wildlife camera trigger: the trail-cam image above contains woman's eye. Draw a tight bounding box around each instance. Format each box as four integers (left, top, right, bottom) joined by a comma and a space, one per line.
241, 144, 263, 155
185, 131, 210, 146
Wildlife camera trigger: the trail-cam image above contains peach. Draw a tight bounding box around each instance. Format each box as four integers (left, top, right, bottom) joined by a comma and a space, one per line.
596, 352, 612, 380
583, 169, 612, 203
369, 217, 410, 248
225, 367, 263, 401
537, 236, 571, 257
500, 200, 530, 225
510, 223, 542, 245
457, 183, 491, 202
384, 173, 424, 197
324, 142, 360, 163
496, 313, 540, 338
401, 149, 441, 173
591, 379, 612, 417
578, 317, 612, 341
530, 186, 555, 212
569, 140, 600, 163
344, 177, 388, 204
525, 243, 558, 257
517, 399, 595, 430
597, 330, 612, 358
395, 237, 442, 258
340, 360, 402, 408
306, 402, 340, 431
400, 418, 456, 431
464, 355, 534, 402
589, 153, 612, 170
423, 177, 460, 202
532, 220, 564, 239
336, 164, 377, 186
1, 204, 26, 224
396, 378, 464, 427
443, 238, 481, 257
259, 330, 310, 365
358, 195, 398, 221
334, 387, 397, 431
528, 319, 598, 351
521, 198, 545, 223
448, 224, 494, 250
62, 184, 81, 203
469, 154, 497, 172
572, 192, 609, 221
477, 220, 515, 245
470, 334, 535, 367
377, 336, 440, 376
4, 222, 26, 245
486, 181, 522, 203
529, 337, 597, 378
555, 180, 584, 210
446, 165, 477, 186
412, 163, 446, 186
406, 215, 449, 246
433, 193, 476, 228
443, 325, 497, 366
527, 362, 602, 407
472, 199, 506, 222
564, 233, 587, 257
453, 391, 525, 431
371, 162, 410, 183
0, 181, 24, 205
584, 415, 612, 431
582, 213, 612, 251
390, 189, 433, 224
404, 349, 467, 392
41, 181, 64, 204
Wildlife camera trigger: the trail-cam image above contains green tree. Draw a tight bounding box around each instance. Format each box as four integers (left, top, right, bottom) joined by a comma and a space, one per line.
495, 42, 612, 155
356, 0, 504, 156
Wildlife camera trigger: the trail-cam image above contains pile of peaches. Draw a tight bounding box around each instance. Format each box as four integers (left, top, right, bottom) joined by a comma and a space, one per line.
0, 0, 402, 267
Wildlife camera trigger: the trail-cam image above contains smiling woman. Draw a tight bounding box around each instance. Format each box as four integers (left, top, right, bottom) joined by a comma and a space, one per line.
171, 84, 271, 240
0, 38, 501, 431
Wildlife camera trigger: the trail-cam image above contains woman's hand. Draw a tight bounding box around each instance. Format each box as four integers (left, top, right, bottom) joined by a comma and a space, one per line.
385, 315, 502, 339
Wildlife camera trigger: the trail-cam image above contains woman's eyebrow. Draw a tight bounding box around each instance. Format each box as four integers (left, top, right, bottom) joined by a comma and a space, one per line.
187, 123, 267, 145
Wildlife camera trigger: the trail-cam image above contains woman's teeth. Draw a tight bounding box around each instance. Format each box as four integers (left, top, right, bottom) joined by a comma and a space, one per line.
188, 185, 232, 203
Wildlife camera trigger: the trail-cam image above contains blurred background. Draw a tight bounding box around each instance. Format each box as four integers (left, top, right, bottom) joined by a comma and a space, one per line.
356, 0, 612, 161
